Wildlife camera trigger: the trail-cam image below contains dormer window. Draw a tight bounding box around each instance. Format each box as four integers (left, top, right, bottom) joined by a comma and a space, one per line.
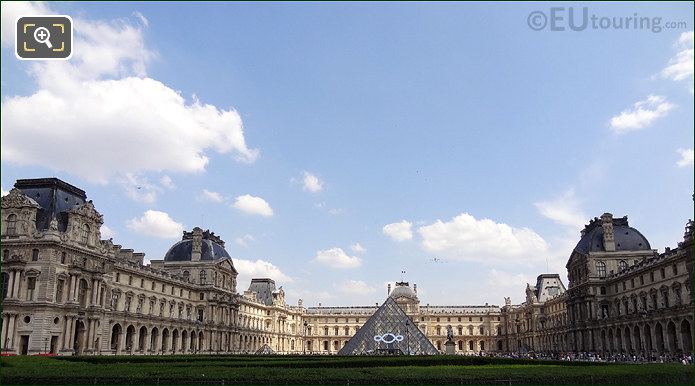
81, 224, 90, 244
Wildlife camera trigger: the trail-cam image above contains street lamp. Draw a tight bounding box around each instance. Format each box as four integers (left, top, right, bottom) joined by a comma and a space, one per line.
303, 321, 308, 355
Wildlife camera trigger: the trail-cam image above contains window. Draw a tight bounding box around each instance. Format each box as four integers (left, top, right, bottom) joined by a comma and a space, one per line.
3, 249, 8, 261
334, 326, 339, 335
128, 276, 133, 285
479, 326, 484, 334
56, 279, 65, 303
6, 214, 17, 235
469, 341, 474, 350
324, 327, 329, 335
600, 286, 606, 295
140, 279, 144, 288
199, 293, 204, 300
197, 309, 204, 322
115, 273, 120, 282
26, 277, 36, 300
344, 326, 349, 335
640, 276, 644, 285
199, 270, 206, 284
78, 279, 88, 307
660, 268, 665, 279
672, 264, 678, 275
618, 260, 627, 272
630, 278, 634, 288
458, 327, 463, 335
81, 224, 90, 244
29, 249, 39, 261
596, 261, 606, 278
650, 272, 654, 282
151, 281, 156, 290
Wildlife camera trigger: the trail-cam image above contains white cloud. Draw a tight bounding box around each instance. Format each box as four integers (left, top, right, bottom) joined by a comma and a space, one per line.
159, 175, 175, 189
676, 148, 694, 168
0, 5, 258, 183
609, 95, 675, 133
534, 189, 587, 229
1, 187, 8, 197
119, 173, 158, 204
234, 258, 292, 291
302, 171, 324, 192
100, 224, 116, 239
417, 213, 549, 263
661, 31, 694, 83
383, 220, 413, 241
314, 247, 362, 269
126, 210, 183, 239
350, 242, 366, 253
1, 2, 51, 45
200, 189, 225, 203
232, 194, 273, 217
487, 269, 531, 288
338, 280, 376, 295
327, 208, 344, 215
234, 234, 255, 248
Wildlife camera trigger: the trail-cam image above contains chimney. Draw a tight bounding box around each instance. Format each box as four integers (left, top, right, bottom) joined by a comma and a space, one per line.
387, 283, 391, 296
191, 227, 203, 261
601, 213, 616, 252
413, 283, 417, 293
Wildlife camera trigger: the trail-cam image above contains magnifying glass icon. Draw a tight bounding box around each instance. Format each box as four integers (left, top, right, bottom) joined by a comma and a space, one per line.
33, 27, 52, 49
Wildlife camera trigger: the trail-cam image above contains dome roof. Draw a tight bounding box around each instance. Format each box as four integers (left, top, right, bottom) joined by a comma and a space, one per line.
574, 215, 651, 254
164, 228, 231, 262
389, 282, 417, 299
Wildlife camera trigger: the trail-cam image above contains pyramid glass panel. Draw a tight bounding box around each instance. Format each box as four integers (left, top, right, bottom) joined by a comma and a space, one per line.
338, 297, 439, 355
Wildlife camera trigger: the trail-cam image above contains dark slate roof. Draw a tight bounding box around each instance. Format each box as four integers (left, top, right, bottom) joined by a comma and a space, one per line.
163, 238, 231, 262
14, 178, 87, 231
574, 216, 650, 254
247, 278, 277, 305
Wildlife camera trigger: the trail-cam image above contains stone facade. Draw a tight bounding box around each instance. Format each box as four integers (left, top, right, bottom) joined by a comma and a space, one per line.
1, 179, 692, 357
501, 214, 694, 357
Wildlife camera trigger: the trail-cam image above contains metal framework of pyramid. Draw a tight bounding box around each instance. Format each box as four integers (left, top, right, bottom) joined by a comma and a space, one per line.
254, 343, 275, 355
338, 297, 439, 355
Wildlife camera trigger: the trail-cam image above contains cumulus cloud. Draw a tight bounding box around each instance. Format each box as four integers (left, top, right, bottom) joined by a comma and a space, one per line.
159, 175, 175, 189
676, 148, 694, 167
351, 243, 366, 253
126, 210, 183, 239
382, 220, 413, 241
100, 224, 116, 239
302, 171, 324, 193
661, 31, 694, 85
487, 269, 531, 289
0, 3, 258, 183
119, 173, 158, 204
199, 189, 225, 203
232, 194, 273, 217
609, 95, 675, 133
417, 213, 549, 263
1, 2, 51, 44
534, 189, 587, 229
234, 234, 255, 248
338, 280, 376, 295
314, 247, 362, 269
234, 258, 292, 290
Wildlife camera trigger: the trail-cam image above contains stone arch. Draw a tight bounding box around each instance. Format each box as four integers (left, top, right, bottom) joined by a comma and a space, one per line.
198, 331, 204, 351
110, 323, 122, 352
643, 324, 653, 353
666, 320, 678, 353
654, 322, 664, 353
632, 325, 642, 353
190, 330, 197, 352
161, 328, 170, 352
616, 326, 623, 352
172, 329, 179, 353
600, 329, 607, 352
607, 328, 614, 352
680, 320, 692, 354
138, 326, 147, 352
181, 330, 188, 353
150, 327, 159, 354
125, 324, 136, 352
623, 326, 632, 353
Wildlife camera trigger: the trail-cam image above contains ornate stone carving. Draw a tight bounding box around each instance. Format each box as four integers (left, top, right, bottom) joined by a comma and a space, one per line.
0, 188, 40, 209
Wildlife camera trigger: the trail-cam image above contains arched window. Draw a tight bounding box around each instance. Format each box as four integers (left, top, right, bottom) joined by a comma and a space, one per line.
199, 270, 207, 284
6, 214, 17, 235
82, 224, 90, 244
78, 279, 88, 307
596, 261, 607, 278
618, 260, 628, 272
344, 326, 349, 335
1, 272, 9, 299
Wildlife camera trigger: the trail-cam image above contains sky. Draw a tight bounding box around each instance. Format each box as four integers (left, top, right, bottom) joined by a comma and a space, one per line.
1, 2, 693, 307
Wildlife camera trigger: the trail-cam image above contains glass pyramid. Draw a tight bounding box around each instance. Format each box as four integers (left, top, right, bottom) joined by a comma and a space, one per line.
254, 343, 275, 355
338, 297, 439, 355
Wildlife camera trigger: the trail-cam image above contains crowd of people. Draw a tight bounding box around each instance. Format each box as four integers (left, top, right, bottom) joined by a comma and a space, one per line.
486, 350, 693, 364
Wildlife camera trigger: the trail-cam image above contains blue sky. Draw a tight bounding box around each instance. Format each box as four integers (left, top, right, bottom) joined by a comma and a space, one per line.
1, 2, 693, 306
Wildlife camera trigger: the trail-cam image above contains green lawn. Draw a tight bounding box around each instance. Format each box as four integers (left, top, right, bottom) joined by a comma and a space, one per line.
1, 355, 692, 385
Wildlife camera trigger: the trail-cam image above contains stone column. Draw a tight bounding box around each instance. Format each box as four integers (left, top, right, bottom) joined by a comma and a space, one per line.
91, 280, 98, 305
6, 314, 16, 350
11, 271, 22, 299
67, 316, 76, 351
5, 272, 14, 300
155, 329, 162, 354
1, 314, 9, 351
118, 326, 126, 355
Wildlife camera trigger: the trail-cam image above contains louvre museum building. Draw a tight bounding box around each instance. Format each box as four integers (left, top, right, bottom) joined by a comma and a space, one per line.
1, 178, 692, 356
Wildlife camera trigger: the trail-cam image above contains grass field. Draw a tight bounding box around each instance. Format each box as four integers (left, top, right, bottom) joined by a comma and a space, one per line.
1, 354, 692, 385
